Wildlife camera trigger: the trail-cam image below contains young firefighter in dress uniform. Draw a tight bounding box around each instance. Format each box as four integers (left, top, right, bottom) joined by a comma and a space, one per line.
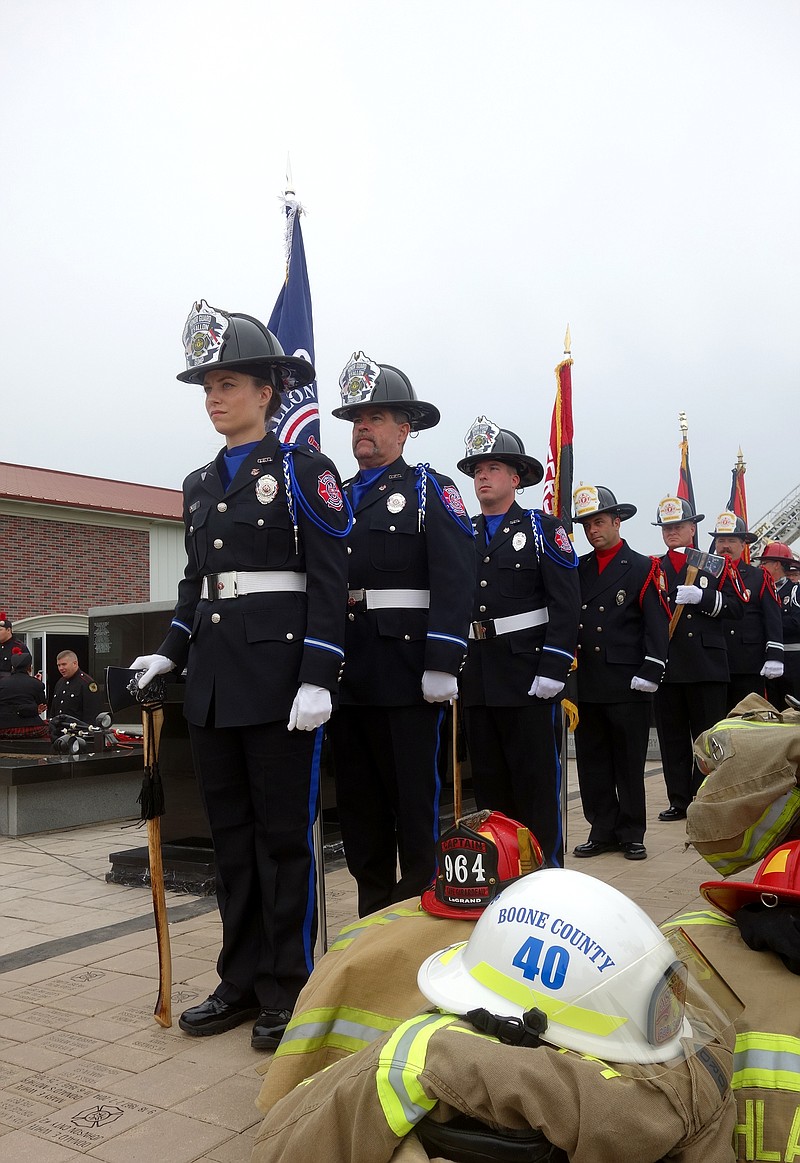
653, 496, 748, 822
253, 869, 738, 1163
571, 485, 670, 862
751, 541, 800, 707
327, 353, 475, 918
456, 417, 580, 868
131, 301, 349, 1050
710, 512, 784, 709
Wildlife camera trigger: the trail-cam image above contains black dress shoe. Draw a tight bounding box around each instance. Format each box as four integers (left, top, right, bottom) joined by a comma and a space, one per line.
621, 842, 647, 861
178, 993, 260, 1037
658, 806, 687, 822
572, 840, 617, 857
251, 1008, 292, 1051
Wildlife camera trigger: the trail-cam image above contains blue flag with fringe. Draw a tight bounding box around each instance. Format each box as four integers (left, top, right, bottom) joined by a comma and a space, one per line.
268, 199, 321, 450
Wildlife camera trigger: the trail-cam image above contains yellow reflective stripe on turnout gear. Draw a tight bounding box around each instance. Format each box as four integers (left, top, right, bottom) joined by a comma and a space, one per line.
702, 787, 800, 877
663, 910, 736, 930
328, 907, 422, 951
469, 961, 627, 1037
733, 1031, 800, 1094
274, 1004, 402, 1059
376, 1013, 456, 1137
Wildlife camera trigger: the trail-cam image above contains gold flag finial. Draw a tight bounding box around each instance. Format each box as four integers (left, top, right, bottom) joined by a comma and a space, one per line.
736, 447, 746, 472
563, 325, 571, 355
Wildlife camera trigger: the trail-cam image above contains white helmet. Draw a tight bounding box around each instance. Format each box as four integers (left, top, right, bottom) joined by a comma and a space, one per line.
417, 868, 691, 1065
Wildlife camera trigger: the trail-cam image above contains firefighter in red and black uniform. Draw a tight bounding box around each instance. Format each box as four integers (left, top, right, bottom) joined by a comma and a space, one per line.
710, 512, 784, 709
328, 352, 475, 918
130, 301, 349, 1051
653, 496, 748, 821
752, 540, 800, 707
457, 417, 580, 868
571, 485, 670, 861
0, 613, 30, 673
49, 651, 105, 721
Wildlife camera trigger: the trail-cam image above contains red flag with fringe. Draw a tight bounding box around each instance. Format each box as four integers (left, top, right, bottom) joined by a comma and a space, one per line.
542, 342, 574, 533
727, 454, 750, 564
676, 431, 699, 549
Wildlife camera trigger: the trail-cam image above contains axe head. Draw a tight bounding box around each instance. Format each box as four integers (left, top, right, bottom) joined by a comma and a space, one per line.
105, 667, 167, 715
685, 547, 725, 578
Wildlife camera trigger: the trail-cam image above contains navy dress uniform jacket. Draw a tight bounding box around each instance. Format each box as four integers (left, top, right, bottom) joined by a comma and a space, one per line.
575, 543, 669, 702
660, 553, 746, 685
460, 503, 580, 707
0, 636, 29, 672
777, 577, 800, 684
49, 670, 104, 722
721, 561, 783, 677
339, 457, 475, 705
157, 432, 349, 728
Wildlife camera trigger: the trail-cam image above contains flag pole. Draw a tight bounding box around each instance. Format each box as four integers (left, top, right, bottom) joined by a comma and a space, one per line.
559, 325, 573, 861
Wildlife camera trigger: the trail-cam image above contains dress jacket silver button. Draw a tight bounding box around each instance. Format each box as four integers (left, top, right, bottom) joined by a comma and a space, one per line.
213, 539, 223, 549
211, 613, 221, 624
217, 502, 227, 512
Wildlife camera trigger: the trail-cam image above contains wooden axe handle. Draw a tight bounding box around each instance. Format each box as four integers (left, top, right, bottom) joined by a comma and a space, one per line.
143, 706, 172, 1028
668, 564, 699, 641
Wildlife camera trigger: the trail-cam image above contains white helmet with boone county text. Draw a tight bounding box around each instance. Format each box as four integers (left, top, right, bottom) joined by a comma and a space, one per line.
418, 868, 693, 1065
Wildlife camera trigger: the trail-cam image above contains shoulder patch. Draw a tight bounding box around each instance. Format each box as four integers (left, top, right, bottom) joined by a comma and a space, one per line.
442, 485, 467, 518
89, 682, 98, 693
318, 471, 344, 511
554, 525, 572, 554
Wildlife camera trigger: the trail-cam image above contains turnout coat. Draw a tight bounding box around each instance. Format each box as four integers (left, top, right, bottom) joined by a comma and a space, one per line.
253, 1009, 735, 1163
157, 432, 349, 728
460, 502, 580, 706
721, 561, 783, 677
575, 542, 669, 702
340, 457, 475, 706
660, 553, 747, 684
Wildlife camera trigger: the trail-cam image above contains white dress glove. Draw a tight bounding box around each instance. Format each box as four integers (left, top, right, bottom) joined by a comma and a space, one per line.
288, 684, 332, 731
421, 670, 458, 703
630, 675, 659, 694
675, 585, 703, 606
528, 675, 565, 699
130, 654, 176, 689
761, 661, 785, 680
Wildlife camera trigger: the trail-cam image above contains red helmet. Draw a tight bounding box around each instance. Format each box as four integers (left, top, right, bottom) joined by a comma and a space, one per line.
753, 541, 800, 566
701, 839, 800, 915
420, 810, 544, 920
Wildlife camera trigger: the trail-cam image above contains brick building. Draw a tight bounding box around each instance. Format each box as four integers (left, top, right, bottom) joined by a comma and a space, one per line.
0, 462, 182, 695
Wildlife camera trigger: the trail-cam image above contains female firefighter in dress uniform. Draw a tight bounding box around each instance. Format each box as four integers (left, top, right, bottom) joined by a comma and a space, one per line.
132, 301, 350, 1050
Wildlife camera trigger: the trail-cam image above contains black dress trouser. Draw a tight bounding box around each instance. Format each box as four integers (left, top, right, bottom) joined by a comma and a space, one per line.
188, 720, 322, 1011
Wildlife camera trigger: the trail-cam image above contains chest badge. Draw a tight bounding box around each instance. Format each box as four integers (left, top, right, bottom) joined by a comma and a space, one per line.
699, 576, 708, 589
255, 475, 278, 505
616, 590, 626, 605
513, 532, 527, 551
387, 493, 406, 514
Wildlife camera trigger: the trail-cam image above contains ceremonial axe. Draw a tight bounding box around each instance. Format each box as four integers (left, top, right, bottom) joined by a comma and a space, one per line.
106, 666, 172, 1028
668, 547, 726, 641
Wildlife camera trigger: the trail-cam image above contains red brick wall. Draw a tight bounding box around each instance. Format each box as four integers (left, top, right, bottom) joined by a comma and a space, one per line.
1, 514, 150, 620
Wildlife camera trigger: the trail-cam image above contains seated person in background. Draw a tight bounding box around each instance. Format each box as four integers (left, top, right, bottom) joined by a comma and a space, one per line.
0, 654, 49, 738
49, 650, 105, 721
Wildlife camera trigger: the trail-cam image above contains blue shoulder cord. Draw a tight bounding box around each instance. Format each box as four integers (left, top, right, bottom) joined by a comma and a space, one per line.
282, 445, 354, 555
528, 509, 579, 568
414, 464, 475, 538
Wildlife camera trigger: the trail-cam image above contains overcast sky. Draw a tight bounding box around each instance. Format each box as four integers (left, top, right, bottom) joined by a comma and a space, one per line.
2, 0, 798, 554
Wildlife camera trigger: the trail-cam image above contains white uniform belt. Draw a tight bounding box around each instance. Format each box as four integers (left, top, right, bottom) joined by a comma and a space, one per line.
784, 643, 800, 652
201, 571, 307, 600
470, 608, 549, 640
347, 588, 430, 610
